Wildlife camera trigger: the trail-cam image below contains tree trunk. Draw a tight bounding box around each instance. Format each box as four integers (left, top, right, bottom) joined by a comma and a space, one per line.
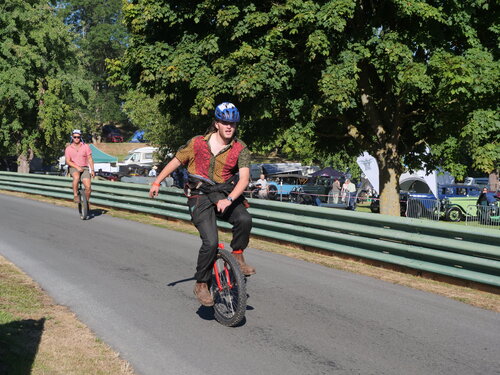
17, 149, 33, 174
376, 149, 402, 216
489, 171, 498, 192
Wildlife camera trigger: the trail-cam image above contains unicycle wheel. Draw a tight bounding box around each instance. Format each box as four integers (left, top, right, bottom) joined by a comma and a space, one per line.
78, 189, 89, 220
210, 249, 247, 327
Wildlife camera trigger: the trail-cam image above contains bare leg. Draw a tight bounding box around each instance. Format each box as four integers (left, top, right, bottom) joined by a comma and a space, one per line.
82, 178, 91, 204
71, 171, 81, 201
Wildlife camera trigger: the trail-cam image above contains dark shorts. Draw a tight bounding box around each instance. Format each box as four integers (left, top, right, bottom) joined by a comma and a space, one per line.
69, 167, 91, 180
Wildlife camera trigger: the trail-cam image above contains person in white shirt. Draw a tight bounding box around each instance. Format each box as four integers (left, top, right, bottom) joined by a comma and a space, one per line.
148, 165, 158, 177
345, 179, 357, 209
255, 174, 269, 199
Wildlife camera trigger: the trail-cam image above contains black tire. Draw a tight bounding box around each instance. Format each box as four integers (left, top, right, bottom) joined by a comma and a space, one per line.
267, 185, 278, 200
210, 250, 247, 327
290, 188, 303, 204
445, 207, 463, 222
400, 201, 408, 217
250, 188, 260, 199
302, 194, 314, 205
78, 188, 88, 220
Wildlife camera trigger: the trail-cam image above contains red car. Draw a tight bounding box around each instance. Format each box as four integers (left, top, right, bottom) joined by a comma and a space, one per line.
106, 133, 123, 143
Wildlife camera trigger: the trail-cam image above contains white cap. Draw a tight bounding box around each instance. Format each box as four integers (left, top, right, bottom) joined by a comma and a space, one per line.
72, 129, 82, 135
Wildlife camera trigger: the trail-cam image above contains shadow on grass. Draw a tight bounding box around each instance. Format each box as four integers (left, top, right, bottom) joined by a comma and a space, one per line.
0, 318, 45, 375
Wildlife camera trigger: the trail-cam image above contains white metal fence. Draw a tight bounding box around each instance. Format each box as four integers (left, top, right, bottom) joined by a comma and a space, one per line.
404, 198, 500, 229
465, 205, 500, 228
406, 198, 441, 221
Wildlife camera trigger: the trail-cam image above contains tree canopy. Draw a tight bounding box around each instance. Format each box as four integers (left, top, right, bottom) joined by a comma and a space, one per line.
112, 1, 499, 215
55, 0, 129, 141
0, 0, 92, 172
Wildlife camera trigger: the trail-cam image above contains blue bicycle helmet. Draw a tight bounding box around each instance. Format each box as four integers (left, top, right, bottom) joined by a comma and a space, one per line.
215, 102, 240, 123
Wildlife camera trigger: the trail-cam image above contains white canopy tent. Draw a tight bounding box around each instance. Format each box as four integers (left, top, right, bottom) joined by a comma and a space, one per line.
356, 152, 454, 198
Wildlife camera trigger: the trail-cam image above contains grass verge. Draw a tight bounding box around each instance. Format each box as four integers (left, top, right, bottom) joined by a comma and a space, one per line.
0, 255, 135, 375
0, 189, 498, 373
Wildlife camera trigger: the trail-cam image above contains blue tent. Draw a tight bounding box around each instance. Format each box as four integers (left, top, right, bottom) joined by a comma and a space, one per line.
130, 130, 146, 143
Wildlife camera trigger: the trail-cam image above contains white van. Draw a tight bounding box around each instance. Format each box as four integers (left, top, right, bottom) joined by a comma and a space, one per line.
118, 147, 158, 167
464, 177, 489, 189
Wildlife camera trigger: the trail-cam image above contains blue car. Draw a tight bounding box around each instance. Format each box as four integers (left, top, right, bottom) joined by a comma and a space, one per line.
250, 174, 313, 200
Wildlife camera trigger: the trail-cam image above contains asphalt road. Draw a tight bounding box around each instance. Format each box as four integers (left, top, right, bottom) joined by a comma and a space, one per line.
0, 194, 499, 375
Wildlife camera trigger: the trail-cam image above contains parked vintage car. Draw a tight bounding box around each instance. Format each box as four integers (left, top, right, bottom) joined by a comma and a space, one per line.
249, 174, 313, 200
370, 183, 483, 220
439, 184, 494, 222
289, 176, 341, 204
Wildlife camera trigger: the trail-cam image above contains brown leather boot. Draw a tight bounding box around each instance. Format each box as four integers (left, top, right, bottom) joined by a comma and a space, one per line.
193, 282, 214, 306
232, 251, 256, 276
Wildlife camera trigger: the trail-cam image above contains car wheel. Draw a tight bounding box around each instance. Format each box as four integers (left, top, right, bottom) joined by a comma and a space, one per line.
445, 207, 463, 222
268, 185, 278, 200
250, 188, 260, 199
400, 201, 408, 217
303, 194, 314, 205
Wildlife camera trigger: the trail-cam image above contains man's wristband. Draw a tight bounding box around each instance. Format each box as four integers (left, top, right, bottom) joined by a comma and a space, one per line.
152, 182, 161, 187
226, 196, 233, 202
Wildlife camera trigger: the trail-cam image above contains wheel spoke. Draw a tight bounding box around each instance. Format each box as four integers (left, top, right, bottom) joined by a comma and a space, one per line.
210, 250, 247, 326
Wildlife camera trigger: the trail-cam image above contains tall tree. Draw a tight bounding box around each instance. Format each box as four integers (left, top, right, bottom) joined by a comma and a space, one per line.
0, 0, 92, 172
113, 1, 499, 215
56, 0, 128, 141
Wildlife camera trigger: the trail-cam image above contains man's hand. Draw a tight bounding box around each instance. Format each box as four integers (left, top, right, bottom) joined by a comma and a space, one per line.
77, 167, 84, 173
216, 198, 232, 213
149, 185, 160, 198
90, 170, 95, 178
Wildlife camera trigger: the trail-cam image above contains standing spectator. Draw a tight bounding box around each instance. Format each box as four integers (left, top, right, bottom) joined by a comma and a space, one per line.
148, 165, 157, 177
255, 173, 269, 199
477, 187, 495, 206
341, 178, 357, 209
329, 178, 341, 204
476, 187, 495, 224
341, 179, 349, 203
347, 179, 357, 210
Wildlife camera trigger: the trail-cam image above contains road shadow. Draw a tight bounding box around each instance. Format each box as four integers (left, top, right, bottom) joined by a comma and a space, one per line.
0, 318, 45, 374
196, 307, 248, 327
196, 305, 215, 321
167, 277, 195, 287
87, 208, 107, 220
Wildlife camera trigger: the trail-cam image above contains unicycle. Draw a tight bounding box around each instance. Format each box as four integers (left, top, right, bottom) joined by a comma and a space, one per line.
210, 243, 247, 327
77, 177, 89, 220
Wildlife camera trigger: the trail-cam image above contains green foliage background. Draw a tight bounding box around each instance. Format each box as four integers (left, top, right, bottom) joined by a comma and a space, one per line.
0, 0, 498, 214
112, 1, 498, 178
0, 0, 92, 167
